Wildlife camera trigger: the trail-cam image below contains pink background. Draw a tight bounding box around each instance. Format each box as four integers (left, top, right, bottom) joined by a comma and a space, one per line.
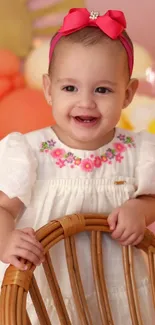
28, 0, 155, 59
86, 0, 155, 58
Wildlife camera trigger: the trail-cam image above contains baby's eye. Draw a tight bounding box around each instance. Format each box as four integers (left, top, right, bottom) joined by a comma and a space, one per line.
95, 87, 112, 94
62, 85, 77, 92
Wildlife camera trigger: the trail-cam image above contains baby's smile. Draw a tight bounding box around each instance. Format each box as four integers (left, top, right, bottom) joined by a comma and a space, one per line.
72, 115, 100, 127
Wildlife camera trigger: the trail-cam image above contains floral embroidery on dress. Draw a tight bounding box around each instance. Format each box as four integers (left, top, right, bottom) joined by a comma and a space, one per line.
40, 134, 135, 172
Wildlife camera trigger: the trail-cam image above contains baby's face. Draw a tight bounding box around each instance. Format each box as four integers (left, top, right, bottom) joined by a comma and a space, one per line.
43, 40, 137, 149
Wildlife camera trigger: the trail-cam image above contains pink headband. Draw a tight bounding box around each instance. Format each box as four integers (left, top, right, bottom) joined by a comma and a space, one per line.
49, 8, 134, 75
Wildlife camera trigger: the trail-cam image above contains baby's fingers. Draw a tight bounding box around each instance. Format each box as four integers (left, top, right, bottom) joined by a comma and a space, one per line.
108, 208, 120, 231
18, 240, 45, 262
15, 247, 43, 266
21, 227, 36, 238
21, 233, 44, 253
10, 256, 27, 271
131, 234, 144, 246
111, 225, 125, 240
119, 233, 144, 246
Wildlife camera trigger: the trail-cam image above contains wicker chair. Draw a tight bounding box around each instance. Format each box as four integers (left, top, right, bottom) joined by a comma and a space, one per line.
0, 213, 155, 325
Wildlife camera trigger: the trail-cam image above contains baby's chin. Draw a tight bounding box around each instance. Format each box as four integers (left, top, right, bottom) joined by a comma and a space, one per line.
69, 125, 116, 150
71, 128, 96, 140
69, 130, 103, 150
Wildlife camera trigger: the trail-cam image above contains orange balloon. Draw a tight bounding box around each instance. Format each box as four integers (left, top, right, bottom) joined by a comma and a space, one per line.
0, 50, 20, 77
0, 73, 25, 100
0, 88, 55, 139
12, 73, 25, 89
0, 78, 12, 99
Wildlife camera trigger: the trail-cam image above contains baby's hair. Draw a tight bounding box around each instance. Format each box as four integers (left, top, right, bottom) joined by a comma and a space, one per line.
48, 26, 133, 76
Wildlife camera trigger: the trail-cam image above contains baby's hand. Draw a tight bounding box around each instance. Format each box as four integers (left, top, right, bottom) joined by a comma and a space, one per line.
108, 199, 146, 246
0, 227, 45, 270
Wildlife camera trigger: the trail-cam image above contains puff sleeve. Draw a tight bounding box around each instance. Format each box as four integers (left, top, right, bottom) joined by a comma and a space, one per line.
0, 132, 37, 206
134, 131, 155, 197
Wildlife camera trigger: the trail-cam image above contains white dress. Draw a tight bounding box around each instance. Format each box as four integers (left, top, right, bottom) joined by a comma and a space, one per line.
0, 126, 155, 324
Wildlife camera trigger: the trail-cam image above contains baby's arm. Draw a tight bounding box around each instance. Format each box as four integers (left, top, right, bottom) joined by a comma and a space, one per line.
0, 191, 44, 270
137, 195, 155, 226
108, 131, 155, 246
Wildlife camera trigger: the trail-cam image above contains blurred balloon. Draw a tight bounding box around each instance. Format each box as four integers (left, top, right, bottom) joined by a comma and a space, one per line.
118, 113, 134, 131
0, 50, 20, 76
121, 95, 155, 132
0, 88, 55, 139
132, 43, 153, 79
0, 50, 25, 100
137, 80, 155, 97
148, 120, 155, 134
0, 78, 12, 99
24, 40, 49, 89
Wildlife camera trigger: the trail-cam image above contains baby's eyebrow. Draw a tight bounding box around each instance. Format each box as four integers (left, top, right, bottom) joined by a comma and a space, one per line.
96, 80, 118, 86
56, 78, 77, 84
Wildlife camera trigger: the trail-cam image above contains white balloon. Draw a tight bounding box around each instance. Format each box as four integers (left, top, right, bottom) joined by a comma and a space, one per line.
124, 95, 155, 131
132, 42, 153, 78
24, 40, 50, 89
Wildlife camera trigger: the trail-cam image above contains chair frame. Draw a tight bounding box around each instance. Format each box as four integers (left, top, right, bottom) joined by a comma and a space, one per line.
0, 213, 155, 325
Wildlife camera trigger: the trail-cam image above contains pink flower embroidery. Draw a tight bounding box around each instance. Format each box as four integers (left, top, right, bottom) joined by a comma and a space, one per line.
94, 156, 102, 168
51, 148, 66, 159
40, 133, 136, 172
113, 142, 126, 153
56, 159, 66, 168
81, 158, 94, 172
115, 153, 124, 163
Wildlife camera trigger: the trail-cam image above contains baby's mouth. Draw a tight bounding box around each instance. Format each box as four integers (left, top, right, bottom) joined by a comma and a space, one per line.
74, 116, 99, 124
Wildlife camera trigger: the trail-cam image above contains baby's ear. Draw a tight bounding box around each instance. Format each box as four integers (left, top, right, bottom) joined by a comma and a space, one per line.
123, 78, 139, 108
42, 74, 52, 105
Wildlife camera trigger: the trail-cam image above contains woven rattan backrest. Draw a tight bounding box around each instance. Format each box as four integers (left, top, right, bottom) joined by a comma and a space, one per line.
0, 213, 155, 325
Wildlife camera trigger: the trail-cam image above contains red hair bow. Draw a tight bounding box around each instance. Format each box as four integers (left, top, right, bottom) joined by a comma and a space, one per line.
60, 8, 126, 39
